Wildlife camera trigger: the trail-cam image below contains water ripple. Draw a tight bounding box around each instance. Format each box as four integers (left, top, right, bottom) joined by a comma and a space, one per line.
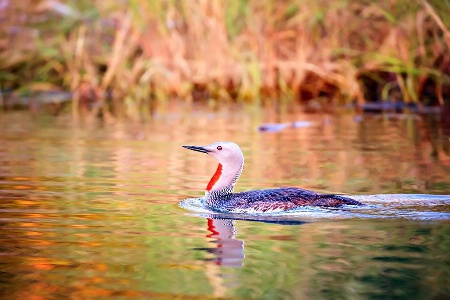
179, 194, 450, 221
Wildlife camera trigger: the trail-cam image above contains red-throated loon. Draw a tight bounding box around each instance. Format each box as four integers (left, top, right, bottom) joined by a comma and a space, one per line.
182, 141, 363, 213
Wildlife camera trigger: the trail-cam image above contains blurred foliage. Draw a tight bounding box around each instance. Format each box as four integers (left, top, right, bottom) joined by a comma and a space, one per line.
0, 0, 449, 118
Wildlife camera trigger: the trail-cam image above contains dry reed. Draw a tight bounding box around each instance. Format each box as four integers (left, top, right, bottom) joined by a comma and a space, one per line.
0, 0, 449, 118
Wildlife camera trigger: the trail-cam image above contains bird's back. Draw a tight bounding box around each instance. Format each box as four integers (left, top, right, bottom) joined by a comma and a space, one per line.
208, 187, 362, 213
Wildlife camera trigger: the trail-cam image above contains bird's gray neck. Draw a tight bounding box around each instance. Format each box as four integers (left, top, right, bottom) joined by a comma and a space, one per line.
205, 163, 243, 208
204, 162, 244, 210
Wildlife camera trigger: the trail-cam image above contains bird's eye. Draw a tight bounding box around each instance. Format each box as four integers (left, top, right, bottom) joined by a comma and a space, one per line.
217, 146, 222, 150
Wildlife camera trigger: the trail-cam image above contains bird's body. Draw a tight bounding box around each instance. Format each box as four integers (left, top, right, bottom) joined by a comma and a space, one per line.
183, 141, 363, 214
205, 187, 362, 213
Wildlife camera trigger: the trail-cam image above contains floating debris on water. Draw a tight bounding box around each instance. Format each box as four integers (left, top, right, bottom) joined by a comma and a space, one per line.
258, 121, 313, 132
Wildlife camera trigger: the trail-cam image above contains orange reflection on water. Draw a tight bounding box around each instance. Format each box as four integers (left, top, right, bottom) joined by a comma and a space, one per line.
0, 108, 448, 299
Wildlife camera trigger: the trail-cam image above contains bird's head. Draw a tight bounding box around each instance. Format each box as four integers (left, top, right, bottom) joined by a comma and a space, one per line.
182, 141, 244, 193
182, 141, 244, 166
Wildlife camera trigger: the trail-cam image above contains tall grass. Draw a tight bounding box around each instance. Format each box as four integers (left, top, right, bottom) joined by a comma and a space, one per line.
0, 0, 449, 118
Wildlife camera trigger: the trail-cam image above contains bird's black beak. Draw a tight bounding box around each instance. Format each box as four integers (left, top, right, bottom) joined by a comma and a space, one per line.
182, 145, 211, 153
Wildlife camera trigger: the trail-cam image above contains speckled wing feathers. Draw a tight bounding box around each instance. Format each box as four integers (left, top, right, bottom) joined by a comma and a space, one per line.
214, 188, 361, 213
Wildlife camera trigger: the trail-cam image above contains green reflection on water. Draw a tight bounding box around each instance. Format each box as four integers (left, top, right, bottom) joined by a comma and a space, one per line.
0, 108, 449, 299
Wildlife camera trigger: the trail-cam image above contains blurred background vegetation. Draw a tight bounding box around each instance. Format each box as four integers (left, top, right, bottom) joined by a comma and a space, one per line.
0, 0, 449, 118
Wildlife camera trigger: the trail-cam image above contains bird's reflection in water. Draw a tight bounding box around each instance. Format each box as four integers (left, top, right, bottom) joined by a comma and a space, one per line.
193, 215, 306, 268
195, 218, 245, 267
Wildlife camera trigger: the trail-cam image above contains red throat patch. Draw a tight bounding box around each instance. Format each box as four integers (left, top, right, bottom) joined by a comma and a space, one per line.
206, 163, 222, 191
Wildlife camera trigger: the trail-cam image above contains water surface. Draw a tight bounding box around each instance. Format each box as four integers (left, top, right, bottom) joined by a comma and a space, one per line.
0, 105, 449, 299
